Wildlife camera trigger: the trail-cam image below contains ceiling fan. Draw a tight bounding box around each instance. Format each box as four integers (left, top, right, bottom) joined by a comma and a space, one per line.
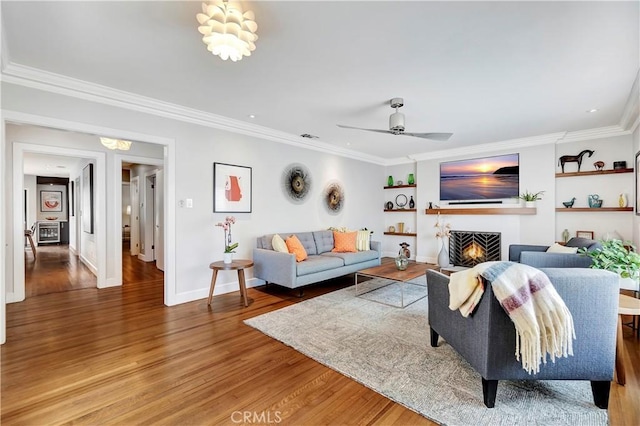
337, 98, 453, 141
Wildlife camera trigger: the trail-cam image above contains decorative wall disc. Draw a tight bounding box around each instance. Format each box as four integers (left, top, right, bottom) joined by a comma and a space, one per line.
282, 163, 312, 203
324, 181, 344, 213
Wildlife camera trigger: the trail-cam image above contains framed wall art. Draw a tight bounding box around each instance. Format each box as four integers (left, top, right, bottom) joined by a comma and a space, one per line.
213, 162, 252, 213
40, 190, 62, 212
576, 230, 594, 239
82, 163, 94, 234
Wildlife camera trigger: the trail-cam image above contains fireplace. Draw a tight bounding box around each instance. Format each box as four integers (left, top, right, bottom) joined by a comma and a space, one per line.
449, 231, 501, 267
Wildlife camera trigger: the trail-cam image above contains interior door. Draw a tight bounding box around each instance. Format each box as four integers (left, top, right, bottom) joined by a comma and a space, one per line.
130, 176, 140, 256
154, 169, 164, 271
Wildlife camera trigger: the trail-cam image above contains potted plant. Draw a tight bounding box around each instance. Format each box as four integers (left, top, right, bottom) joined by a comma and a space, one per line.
579, 239, 640, 291
517, 190, 545, 207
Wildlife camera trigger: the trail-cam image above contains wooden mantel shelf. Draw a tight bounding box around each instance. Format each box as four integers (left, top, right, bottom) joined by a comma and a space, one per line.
425, 208, 536, 215
555, 207, 633, 212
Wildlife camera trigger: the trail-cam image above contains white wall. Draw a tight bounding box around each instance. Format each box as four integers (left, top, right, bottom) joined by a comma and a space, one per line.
1, 82, 384, 305
24, 175, 37, 230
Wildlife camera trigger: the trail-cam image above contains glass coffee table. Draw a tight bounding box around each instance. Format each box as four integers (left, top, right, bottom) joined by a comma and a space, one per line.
355, 262, 438, 308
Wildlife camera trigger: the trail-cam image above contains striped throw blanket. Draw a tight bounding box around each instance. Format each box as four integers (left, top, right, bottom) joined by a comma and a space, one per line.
448, 262, 575, 375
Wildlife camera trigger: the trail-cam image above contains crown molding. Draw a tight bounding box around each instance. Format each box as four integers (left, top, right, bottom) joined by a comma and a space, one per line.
407, 132, 566, 162
1, 61, 636, 167
556, 125, 630, 144
0, 62, 386, 165
619, 68, 639, 131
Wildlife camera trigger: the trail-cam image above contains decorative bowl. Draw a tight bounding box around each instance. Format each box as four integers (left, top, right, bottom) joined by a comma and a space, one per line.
590, 200, 603, 208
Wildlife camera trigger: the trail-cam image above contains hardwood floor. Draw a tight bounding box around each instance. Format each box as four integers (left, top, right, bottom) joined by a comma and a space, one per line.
3, 257, 639, 425
25, 244, 96, 297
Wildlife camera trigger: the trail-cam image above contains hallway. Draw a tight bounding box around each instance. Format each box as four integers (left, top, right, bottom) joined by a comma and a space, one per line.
24, 243, 164, 297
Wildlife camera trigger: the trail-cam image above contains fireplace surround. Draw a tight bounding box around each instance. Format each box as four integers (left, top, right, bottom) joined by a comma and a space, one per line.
449, 230, 501, 267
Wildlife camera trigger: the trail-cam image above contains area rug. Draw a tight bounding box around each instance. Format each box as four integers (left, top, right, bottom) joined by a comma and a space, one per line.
245, 281, 608, 425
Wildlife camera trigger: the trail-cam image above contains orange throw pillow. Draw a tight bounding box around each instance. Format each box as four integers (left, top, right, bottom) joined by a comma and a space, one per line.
332, 231, 357, 253
285, 235, 308, 262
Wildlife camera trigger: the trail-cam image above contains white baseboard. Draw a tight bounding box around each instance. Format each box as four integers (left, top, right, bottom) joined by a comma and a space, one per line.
103, 277, 121, 288
79, 254, 98, 276
5, 292, 23, 304
171, 277, 264, 305
137, 252, 154, 262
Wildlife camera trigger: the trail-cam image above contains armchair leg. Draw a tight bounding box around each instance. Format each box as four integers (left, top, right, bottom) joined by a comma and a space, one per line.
298, 288, 304, 298
590, 381, 610, 409
430, 328, 439, 347
481, 378, 498, 408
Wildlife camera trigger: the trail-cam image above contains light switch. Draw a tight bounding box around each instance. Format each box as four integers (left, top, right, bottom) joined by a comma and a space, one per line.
186, 198, 193, 208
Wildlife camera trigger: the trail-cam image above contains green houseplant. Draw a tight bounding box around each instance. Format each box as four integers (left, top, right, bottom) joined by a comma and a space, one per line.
517, 190, 545, 202
578, 239, 640, 281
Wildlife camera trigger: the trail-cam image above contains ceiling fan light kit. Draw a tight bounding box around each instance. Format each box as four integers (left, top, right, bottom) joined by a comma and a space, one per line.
337, 97, 453, 141
196, 0, 258, 62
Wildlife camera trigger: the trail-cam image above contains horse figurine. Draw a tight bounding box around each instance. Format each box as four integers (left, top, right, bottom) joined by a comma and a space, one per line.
558, 150, 594, 173
593, 161, 605, 171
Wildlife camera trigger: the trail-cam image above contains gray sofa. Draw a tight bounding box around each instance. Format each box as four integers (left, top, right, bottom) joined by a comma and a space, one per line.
508, 237, 602, 268
253, 230, 381, 294
427, 267, 618, 408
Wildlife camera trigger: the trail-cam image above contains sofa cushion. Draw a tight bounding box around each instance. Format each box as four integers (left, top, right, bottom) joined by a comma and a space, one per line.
356, 230, 371, 251
288, 232, 317, 255
321, 250, 378, 266
332, 231, 357, 253
546, 243, 579, 254
296, 255, 344, 276
272, 234, 288, 253
286, 235, 308, 262
313, 230, 334, 253
258, 234, 275, 250
566, 237, 601, 251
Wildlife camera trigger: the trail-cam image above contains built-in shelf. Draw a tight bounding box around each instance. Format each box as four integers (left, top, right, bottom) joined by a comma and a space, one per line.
384, 209, 416, 212
555, 207, 633, 212
425, 208, 536, 215
555, 168, 633, 178
383, 232, 417, 237
384, 184, 416, 189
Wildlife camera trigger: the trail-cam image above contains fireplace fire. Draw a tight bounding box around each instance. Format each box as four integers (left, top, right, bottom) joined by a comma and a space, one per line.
450, 231, 501, 267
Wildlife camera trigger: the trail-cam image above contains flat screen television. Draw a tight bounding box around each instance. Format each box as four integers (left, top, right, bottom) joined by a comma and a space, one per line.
440, 153, 519, 202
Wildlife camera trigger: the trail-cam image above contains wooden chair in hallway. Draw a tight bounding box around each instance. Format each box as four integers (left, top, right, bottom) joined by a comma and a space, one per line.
24, 223, 36, 259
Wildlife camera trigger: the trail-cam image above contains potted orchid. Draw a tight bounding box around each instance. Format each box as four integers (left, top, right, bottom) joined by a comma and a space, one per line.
216, 216, 238, 263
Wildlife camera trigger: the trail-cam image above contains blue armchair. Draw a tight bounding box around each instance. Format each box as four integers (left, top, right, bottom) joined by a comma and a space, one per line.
427, 267, 618, 408
508, 237, 601, 268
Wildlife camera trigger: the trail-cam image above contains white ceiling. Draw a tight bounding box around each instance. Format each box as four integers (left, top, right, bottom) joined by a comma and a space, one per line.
23, 152, 81, 178
2, 1, 639, 163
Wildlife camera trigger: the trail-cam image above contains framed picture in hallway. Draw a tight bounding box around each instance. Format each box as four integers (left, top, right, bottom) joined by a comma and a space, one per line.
40, 191, 62, 212
82, 163, 94, 234
213, 162, 252, 213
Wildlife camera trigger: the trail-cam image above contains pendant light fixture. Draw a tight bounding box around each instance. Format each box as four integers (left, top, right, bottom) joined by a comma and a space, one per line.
196, 0, 258, 62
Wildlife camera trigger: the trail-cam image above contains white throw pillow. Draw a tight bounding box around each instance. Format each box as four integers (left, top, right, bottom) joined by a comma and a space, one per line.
546, 243, 578, 254
272, 234, 288, 253
356, 230, 371, 251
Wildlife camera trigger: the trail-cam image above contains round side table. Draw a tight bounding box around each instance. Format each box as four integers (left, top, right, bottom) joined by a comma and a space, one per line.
208, 259, 254, 307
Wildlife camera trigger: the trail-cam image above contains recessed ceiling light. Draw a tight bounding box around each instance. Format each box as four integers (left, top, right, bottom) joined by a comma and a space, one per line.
347, 142, 351, 146
587, 109, 598, 113
248, 114, 256, 119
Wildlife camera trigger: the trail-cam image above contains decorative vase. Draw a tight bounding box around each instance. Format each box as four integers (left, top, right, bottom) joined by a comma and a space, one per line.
387, 176, 394, 186
562, 228, 570, 243
437, 240, 450, 267
395, 252, 408, 270
223, 252, 233, 264
407, 173, 415, 185
409, 196, 415, 209
397, 222, 405, 233
619, 193, 628, 208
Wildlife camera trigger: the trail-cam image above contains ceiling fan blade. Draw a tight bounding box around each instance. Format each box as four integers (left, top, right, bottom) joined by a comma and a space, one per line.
402, 132, 453, 141
337, 124, 393, 135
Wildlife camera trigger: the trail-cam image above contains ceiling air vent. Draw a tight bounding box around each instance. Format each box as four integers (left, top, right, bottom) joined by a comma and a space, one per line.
300, 133, 319, 139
